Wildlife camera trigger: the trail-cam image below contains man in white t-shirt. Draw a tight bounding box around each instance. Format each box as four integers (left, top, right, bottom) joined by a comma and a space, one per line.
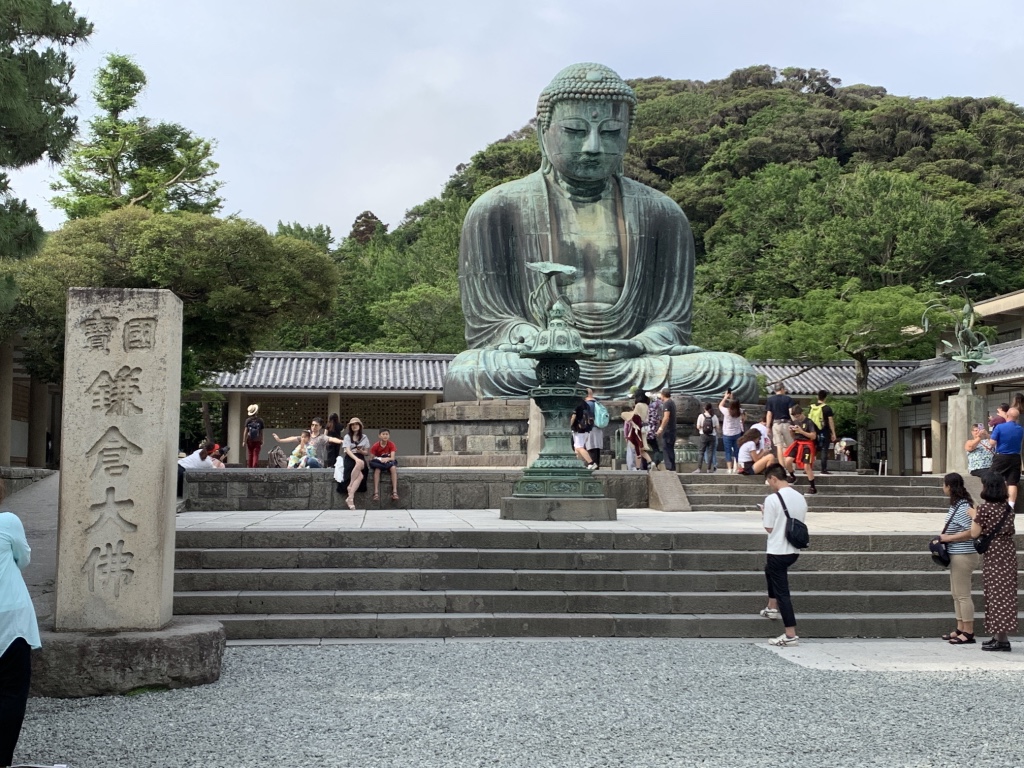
759, 464, 807, 646
177, 441, 214, 497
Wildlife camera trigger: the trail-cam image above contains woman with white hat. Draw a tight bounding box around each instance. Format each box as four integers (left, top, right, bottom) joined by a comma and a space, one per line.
243, 404, 265, 468
335, 417, 370, 509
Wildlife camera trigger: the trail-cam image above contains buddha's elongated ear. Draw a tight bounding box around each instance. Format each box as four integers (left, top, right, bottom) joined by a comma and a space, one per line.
537, 122, 551, 174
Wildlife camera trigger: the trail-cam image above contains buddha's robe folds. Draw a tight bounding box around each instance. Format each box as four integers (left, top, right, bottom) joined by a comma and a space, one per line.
443, 171, 758, 402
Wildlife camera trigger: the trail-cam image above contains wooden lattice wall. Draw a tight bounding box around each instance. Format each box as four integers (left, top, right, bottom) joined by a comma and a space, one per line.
250, 396, 424, 431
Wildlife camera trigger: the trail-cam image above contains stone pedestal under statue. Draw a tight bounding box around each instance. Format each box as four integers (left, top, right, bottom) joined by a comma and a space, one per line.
946, 375, 987, 477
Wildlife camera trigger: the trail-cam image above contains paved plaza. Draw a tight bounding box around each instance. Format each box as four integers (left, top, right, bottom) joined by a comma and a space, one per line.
16, 638, 1024, 767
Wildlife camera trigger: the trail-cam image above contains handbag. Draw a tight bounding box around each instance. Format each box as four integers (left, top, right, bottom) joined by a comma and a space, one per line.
776, 491, 810, 549
929, 515, 953, 568
973, 503, 1012, 554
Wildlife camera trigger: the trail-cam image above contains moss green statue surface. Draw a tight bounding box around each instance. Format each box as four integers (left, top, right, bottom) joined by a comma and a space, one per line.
444, 63, 758, 402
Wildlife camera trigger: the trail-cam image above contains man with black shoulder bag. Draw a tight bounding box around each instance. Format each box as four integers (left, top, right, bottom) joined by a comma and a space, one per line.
757, 464, 808, 647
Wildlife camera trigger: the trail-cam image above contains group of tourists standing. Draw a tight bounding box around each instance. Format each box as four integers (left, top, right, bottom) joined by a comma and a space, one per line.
572, 388, 679, 472
243, 405, 400, 510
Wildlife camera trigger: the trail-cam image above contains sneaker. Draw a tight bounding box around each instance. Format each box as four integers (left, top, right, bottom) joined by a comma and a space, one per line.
691, 468, 702, 473
586, 463, 598, 470
768, 633, 799, 647
759, 607, 780, 620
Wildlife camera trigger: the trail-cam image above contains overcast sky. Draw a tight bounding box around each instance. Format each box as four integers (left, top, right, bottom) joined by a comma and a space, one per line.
10, 0, 1024, 238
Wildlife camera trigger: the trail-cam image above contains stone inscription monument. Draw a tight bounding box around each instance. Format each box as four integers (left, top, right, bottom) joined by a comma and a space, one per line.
56, 288, 182, 630
444, 62, 758, 403
38, 288, 223, 697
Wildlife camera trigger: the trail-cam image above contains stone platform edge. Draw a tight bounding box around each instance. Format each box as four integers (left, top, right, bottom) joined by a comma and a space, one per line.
183, 467, 648, 512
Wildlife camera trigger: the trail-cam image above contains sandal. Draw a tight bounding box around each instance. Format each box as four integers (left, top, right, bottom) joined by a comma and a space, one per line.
949, 632, 976, 645
391, 492, 399, 501
940, 629, 962, 641
372, 493, 380, 502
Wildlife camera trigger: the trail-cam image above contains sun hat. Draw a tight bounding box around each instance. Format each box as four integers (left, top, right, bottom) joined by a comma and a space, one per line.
247, 404, 259, 416
347, 417, 364, 427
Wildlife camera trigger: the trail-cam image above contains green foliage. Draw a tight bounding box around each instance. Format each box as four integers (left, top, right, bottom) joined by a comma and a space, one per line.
746, 282, 940, 467
14, 207, 338, 383
50, 53, 222, 219
0, 0, 92, 257
275, 221, 334, 253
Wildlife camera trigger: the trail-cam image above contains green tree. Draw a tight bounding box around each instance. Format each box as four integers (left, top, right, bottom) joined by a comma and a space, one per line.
745, 281, 945, 469
275, 221, 334, 253
0, 0, 92, 257
347, 211, 386, 245
50, 53, 222, 219
12, 207, 338, 383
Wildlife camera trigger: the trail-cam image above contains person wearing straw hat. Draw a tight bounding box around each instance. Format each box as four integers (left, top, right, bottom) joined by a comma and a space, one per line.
243, 404, 265, 468
334, 417, 370, 509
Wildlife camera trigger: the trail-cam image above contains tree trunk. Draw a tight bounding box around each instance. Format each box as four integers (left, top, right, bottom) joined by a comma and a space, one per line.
202, 401, 213, 444
854, 354, 871, 471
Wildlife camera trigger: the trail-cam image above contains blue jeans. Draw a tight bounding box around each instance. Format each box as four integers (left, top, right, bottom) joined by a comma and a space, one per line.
698, 434, 717, 470
306, 457, 323, 468
722, 434, 740, 464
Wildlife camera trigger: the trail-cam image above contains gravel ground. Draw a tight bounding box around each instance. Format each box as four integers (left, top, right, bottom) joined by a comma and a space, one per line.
16, 639, 1024, 768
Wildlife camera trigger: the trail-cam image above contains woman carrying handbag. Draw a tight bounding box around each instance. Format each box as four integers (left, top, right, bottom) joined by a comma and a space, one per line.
933, 473, 980, 644
969, 472, 1018, 652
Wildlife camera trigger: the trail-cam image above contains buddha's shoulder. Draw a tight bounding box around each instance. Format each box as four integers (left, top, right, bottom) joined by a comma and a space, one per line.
467, 172, 546, 214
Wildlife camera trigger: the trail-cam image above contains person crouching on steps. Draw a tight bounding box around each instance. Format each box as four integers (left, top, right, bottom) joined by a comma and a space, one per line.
783, 405, 818, 494
759, 464, 806, 646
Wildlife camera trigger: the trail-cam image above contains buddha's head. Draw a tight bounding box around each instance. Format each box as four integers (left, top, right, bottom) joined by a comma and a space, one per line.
537, 63, 637, 183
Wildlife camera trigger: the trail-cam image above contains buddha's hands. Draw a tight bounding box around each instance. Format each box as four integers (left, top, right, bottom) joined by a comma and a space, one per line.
586, 339, 644, 361
497, 323, 540, 353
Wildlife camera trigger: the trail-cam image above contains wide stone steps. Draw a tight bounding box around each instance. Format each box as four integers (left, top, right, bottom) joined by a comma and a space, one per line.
173, 527, 1024, 639
679, 474, 946, 514
185, 611, 1024, 640
176, 547, 993, 571
175, 588, 1009, 616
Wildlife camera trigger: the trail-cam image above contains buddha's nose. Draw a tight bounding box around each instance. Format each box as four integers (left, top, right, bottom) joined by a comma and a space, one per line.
582, 127, 601, 154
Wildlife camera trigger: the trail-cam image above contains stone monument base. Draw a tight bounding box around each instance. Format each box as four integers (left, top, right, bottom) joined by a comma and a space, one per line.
31, 618, 225, 698
500, 496, 617, 521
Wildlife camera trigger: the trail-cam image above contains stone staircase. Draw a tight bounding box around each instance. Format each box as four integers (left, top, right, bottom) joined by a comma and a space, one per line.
679, 473, 948, 514
173, 528, 1023, 640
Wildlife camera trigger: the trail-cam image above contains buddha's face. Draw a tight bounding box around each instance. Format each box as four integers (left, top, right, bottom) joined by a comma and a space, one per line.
542, 99, 629, 183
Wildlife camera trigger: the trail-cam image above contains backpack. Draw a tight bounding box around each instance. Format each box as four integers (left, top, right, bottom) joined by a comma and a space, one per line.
592, 400, 610, 429
807, 403, 825, 430
246, 419, 262, 441
266, 446, 288, 468
776, 491, 810, 549
573, 402, 594, 433
700, 414, 715, 435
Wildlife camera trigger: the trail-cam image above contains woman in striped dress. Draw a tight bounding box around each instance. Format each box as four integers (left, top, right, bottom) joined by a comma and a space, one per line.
935, 473, 980, 644
969, 473, 1018, 652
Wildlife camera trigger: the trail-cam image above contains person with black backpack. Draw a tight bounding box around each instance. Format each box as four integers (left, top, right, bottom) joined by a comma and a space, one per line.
759, 464, 808, 647
243, 404, 266, 468
694, 402, 719, 473
571, 392, 596, 469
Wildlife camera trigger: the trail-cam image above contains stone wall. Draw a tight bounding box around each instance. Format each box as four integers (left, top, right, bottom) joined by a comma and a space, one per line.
183, 468, 648, 511
422, 400, 531, 456
0, 466, 55, 496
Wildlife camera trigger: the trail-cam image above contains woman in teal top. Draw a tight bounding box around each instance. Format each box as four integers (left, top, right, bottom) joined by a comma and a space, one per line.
0, 483, 41, 768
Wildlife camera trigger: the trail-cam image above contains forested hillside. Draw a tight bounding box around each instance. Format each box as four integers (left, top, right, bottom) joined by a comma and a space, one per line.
266, 65, 1024, 358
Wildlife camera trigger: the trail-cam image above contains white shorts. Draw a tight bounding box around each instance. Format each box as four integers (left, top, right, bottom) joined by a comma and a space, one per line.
573, 432, 588, 449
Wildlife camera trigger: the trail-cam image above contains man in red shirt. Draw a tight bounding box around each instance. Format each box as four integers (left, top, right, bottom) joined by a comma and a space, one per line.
369, 429, 399, 502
